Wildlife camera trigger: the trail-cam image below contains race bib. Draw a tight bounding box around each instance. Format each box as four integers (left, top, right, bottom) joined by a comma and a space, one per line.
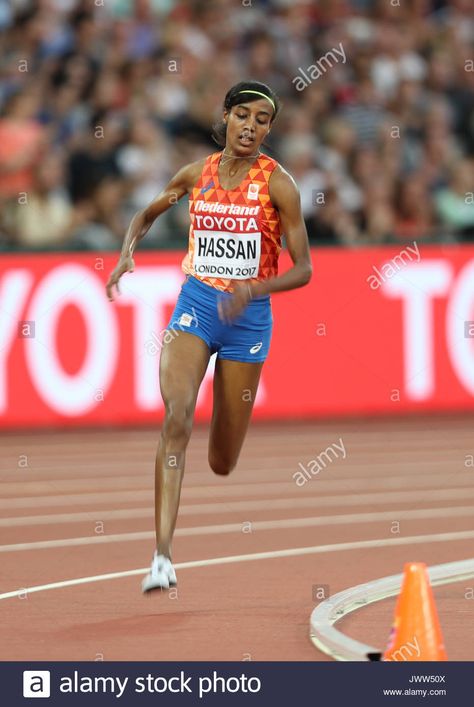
193, 230, 261, 279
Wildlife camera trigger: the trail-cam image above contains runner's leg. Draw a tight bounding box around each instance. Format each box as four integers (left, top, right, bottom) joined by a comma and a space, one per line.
208, 358, 264, 475
156, 331, 211, 557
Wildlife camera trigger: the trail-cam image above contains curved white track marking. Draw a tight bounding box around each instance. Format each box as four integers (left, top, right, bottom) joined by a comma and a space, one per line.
2, 485, 474, 511
310, 558, 474, 661
1, 502, 474, 531
2, 530, 474, 601
1, 505, 474, 550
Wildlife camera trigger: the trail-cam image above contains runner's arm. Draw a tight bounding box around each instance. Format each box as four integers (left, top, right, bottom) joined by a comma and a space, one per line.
106, 160, 203, 301
250, 165, 312, 297
120, 159, 204, 258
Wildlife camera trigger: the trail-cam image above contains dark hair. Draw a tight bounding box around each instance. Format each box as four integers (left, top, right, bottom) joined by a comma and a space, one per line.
212, 80, 280, 147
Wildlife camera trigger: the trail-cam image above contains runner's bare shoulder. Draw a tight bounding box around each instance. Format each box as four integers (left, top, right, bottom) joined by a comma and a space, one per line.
177, 158, 208, 194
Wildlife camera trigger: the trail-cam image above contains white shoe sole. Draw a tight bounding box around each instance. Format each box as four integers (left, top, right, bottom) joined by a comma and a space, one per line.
141, 554, 177, 593
142, 574, 177, 593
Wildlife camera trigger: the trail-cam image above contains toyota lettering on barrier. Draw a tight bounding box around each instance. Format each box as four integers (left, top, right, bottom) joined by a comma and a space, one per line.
1, 246, 474, 428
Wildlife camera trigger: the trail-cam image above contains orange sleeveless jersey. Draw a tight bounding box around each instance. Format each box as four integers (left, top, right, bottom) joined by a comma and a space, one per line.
181, 151, 282, 293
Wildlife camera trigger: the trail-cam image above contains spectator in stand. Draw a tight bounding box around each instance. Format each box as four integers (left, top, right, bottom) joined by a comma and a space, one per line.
392, 174, 436, 244
318, 117, 362, 215
0, 89, 45, 200
3, 153, 83, 250
280, 136, 326, 219
435, 159, 474, 241
0, 0, 472, 251
117, 115, 172, 216
339, 79, 389, 146
306, 187, 361, 247
362, 174, 396, 245
68, 115, 122, 192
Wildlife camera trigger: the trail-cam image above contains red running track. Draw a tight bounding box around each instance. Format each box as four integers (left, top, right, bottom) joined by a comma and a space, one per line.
0, 415, 473, 661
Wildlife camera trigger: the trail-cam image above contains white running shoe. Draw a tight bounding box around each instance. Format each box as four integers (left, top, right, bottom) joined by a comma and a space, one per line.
142, 551, 177, 593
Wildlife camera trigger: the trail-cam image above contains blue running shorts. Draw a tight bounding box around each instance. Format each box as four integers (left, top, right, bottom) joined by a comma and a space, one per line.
166, 275, 273, 363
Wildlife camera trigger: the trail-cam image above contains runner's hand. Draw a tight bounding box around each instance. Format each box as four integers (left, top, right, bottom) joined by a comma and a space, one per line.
217, 281, 252, 323
106, 254, 135, 301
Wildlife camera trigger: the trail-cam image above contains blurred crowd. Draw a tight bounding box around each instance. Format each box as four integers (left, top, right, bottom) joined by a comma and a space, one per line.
0, 0, 473, 252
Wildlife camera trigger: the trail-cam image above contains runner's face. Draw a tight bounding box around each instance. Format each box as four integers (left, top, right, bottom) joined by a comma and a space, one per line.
224, 100, 273, 155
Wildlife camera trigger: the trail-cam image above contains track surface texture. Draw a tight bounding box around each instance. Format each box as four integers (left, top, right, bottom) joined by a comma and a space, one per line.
1, 415, 472, 661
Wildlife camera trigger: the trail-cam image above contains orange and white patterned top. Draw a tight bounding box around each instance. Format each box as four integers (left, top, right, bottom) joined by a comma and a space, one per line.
181, 151, 282, 293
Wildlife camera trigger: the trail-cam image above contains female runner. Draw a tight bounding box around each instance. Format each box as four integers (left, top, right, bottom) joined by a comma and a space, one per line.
106, 80, 312, 592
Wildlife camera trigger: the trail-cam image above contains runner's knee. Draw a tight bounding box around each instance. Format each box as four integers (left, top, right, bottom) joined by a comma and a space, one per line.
208, 451, 236, 476
163, 400, 194, 445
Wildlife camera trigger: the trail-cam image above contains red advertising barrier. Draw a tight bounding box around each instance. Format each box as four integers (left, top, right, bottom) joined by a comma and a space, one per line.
2, 244, 474, 428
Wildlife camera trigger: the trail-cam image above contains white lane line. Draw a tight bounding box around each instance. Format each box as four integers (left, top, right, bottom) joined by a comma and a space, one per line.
1, 460, 468, 488
0, 499, 474, 532
1, 505, 474, 549
2, 485, 474, 511
0, 508, 152, 528
2, 493, 474, 529
2, 529, 474, 601
2, 500, 474, 530
1, 469, 471, 500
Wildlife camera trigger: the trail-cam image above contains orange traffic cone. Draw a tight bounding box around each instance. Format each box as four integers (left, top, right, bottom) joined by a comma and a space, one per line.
383, 562, 447, 661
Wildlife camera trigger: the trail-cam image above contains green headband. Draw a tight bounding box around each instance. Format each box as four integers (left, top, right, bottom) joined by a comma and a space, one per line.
237, 90, 276, 113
